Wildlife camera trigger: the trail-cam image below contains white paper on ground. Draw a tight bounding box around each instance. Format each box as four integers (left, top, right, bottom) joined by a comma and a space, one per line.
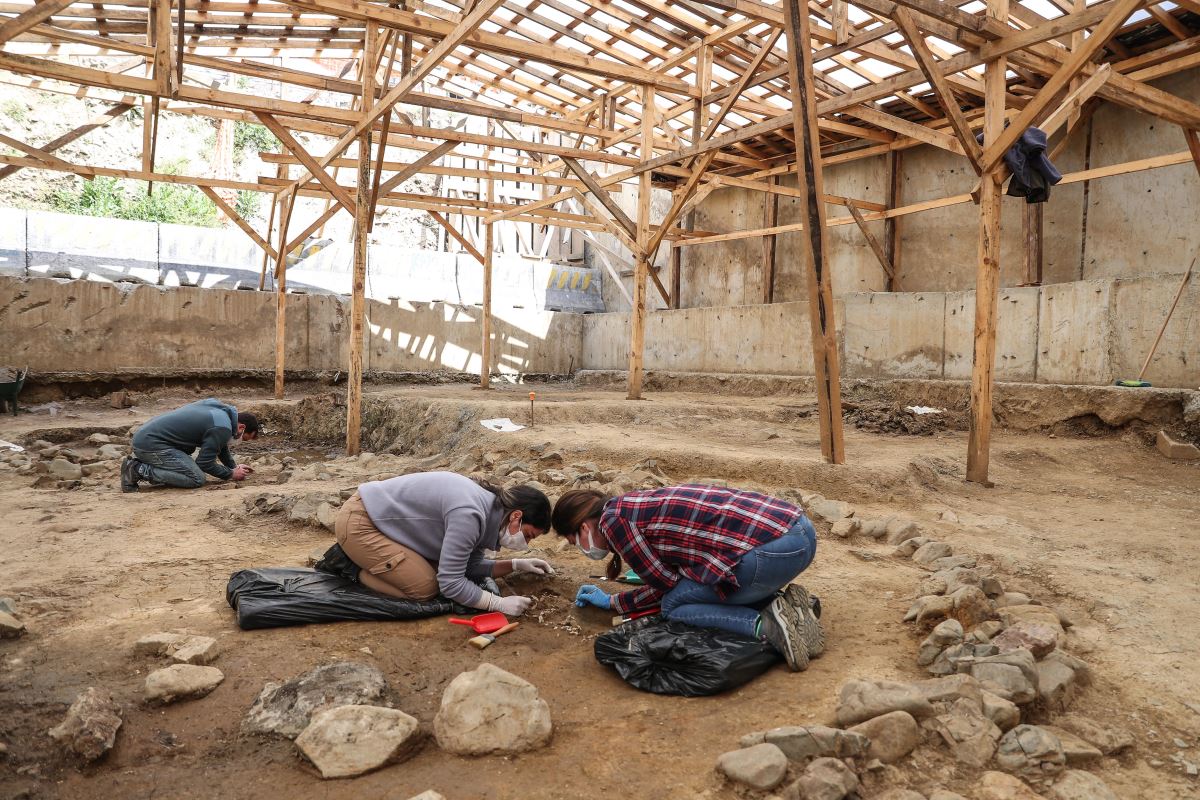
905, 406, 945, 415
481, 417, 525, 432
0, 440, 24, 452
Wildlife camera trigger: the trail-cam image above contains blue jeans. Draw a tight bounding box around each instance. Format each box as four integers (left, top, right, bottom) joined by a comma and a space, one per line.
133, 446, 206, 489
660, 517, 816, 638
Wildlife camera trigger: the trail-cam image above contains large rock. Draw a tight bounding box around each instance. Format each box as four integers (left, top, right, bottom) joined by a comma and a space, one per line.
1048, 770, 1117, 800
809, 497, 854, 523
998, 605, 1065, 638
928, 700, 1002, 767
992, 622, 1059, 659
47, 458, 83, 480
0, 610, 25, 638
98, 444, 126, 460
950, 585, 993, 629
876, 791, 926, 800
243, 662, 387, 739
978, 771, 1049, 800
918, 619, 964, 666
295, 705, 421, 779
134, 632, 219, 665
981, 691, 1021, 732
912, 541, 954, 566
433, 663, 551, 755
930, 643, 999, 677
1039, 727, 1102, 765
995, 725, 1066, 778
886, 519, 923, 546
48, 687, 123, 761
849, 710, 920, 763
1037, 652, 1090, 710
835, 679, 935, 726
905, 594, 955, 624
958, 649, 1039, 705
716, 743, 788, 791
782, 757, 859, 800
742, 725, 869, 762
1053, 715, 1132, 755
145, 665, 224, 704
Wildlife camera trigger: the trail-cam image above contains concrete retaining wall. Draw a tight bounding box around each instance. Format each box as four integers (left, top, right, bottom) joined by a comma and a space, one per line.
582, 273, 1199, 388
2, 208, 603, 313
1, 276, 583, 377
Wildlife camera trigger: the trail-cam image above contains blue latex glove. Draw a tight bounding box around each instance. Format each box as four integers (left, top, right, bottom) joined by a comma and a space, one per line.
575, 584, 612, 610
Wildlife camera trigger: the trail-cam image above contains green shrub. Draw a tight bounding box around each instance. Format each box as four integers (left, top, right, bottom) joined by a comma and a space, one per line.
235, 121, 278, 156
50, 174, 219, 227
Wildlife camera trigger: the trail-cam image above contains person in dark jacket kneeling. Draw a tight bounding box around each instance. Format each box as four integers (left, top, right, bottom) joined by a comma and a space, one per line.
121, 398, 260, 492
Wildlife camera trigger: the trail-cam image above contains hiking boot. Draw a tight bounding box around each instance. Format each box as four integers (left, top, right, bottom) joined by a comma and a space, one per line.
760, 595, 809, 671
120, 456, 141, 493
782, 583, 825, 658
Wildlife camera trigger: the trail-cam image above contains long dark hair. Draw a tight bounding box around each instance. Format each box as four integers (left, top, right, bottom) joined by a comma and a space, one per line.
473, 478, 551, 531
552, 489, 622, 580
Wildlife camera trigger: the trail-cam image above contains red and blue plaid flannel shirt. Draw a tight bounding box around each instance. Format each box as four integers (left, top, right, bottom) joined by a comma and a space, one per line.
601, 485, 804, 614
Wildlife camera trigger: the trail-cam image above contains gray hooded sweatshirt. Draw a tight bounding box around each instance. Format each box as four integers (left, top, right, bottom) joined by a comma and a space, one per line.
358, 471, 503, 606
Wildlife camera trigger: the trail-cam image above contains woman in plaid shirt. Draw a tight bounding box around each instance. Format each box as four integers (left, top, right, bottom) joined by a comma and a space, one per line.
552, 484, 823, 671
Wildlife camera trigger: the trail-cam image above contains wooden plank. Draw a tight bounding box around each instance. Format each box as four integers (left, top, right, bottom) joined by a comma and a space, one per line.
573, 191, 645, 262
428, 210, 484, 264
1021, 202, 1043, 285
966, 0, 1009, 486
199, 185, 278, 261
375, 140, 459, 196
0, 100, 131, 181
892, 7, 983, 172
885, 150, 901, 291
0, 152, 278, 192
256, 111, 356, 215
847, 201, 897, 284
273, 188, 296, 399
1037, 63, 1112, 138
980, 0, 1145, 173
627, 83, 654, 401
783, 0, 844, 464
0, 130, 89, 174
153, 0, 173, 95
0, 0, 76, 44
562, 157, 637, 239
259, 163, 283, 290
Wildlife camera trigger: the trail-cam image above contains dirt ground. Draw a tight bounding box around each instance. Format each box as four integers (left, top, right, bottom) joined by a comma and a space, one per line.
1, 382, 1198, 800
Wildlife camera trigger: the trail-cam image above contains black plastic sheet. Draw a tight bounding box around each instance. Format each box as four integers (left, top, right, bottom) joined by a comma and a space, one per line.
593, 615, 782, 697
226, 568, 474, 630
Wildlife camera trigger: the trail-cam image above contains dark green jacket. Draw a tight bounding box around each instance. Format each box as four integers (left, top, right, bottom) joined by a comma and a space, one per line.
132, 399, 239, 479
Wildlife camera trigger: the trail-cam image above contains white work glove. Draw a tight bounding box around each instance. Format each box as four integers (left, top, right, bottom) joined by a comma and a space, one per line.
512, 558, 554, 575
483, 592, 533, 617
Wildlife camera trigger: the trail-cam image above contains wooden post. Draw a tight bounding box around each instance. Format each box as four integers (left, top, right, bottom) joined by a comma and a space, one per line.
627, 84, 655, 400
675, 45, 710, 312
273, 189, 294, 399
762, 175, 778, 303
966, 0, 1009, 485
884, 150, 901, 291
346, 25, 376, 456
783, 0, 845, 464
1022, 203, 1043, 285
480, 121, 494, 389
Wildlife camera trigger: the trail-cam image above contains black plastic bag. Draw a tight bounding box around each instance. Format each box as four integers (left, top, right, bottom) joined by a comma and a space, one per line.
594, 615, 782, 697
226, 567, 474, 630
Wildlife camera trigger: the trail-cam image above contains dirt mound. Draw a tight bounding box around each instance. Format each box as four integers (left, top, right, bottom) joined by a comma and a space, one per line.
843, 401, 964, 436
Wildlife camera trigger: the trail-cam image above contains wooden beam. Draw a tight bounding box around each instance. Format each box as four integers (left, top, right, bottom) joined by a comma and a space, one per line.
980, 0, 1145, 173
273, 188, 296, 399
0, 131, 89, 174
1037, 63, 1112, 138
628, 83, 654, 401
429, 210, 484, 264
199, 185, 278, 261
562, 157, 637, 239
0, 101, 132, 181
762, 174, 777, 303
892, 7, 984, 172
0, 0, 76, 44
256, 111, 356, 215
884, 150, 901, 291
967, 0, 1010, 486
1184, 127, 1200, 177
152, 0, 174, 96
847, 201, 897, 285
1021, 202, 1043, 285
375, 140, 459, 196
783, 0, 844, 464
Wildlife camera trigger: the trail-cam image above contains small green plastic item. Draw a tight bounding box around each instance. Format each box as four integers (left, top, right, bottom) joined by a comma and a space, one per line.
1115, 379, 1152, 388
619, 569, 644, 585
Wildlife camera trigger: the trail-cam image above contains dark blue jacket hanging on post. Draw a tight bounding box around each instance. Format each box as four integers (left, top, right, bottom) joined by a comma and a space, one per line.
1003, 127, 1062, 204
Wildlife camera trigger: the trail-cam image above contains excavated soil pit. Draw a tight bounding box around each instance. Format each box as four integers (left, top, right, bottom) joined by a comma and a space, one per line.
1, 382, 1198, 799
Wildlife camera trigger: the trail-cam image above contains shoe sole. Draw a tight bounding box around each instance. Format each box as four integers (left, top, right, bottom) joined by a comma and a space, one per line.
783, 583, 825, 658
765, 597, 809, 672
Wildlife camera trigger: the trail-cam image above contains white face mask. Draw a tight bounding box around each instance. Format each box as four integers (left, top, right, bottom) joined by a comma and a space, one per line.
577, 525, 608, 561
500, 529, 528, 551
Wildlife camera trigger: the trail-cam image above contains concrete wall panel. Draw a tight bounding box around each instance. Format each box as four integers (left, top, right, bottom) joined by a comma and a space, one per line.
1110, 273, 1199, 388
0, 207, 25, 277
1037, 280, 1114, 384
842, 292, 946, 378
943, 287, 1040, 382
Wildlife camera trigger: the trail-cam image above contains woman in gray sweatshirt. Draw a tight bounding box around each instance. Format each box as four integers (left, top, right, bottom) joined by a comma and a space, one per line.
334, 471, 554, 616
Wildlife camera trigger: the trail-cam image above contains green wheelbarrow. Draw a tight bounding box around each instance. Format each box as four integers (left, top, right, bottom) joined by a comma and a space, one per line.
0, 367, 28, 416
